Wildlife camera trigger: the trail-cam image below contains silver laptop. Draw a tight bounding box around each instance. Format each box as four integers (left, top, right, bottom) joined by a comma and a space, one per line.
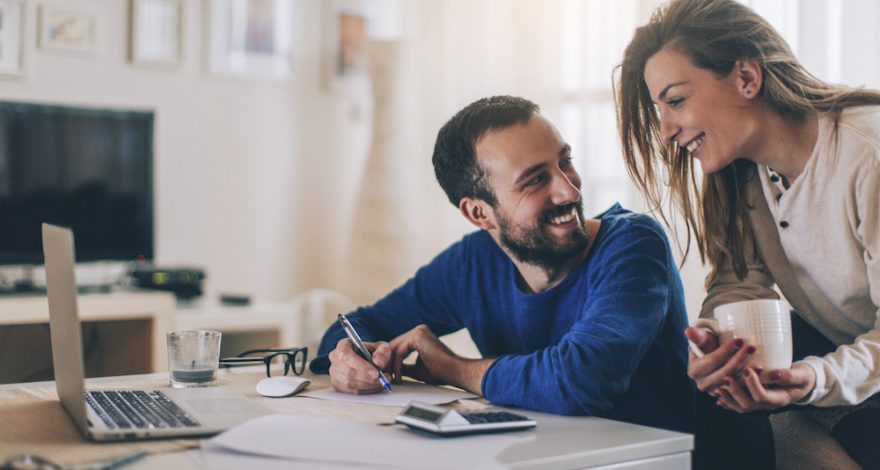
42, 223, 267, 441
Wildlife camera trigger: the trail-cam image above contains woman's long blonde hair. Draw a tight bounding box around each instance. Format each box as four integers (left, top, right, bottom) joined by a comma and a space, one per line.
615, 0, 880, 282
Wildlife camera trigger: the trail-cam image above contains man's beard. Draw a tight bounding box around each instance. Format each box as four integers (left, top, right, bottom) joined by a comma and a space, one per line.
495, 201, 590, 270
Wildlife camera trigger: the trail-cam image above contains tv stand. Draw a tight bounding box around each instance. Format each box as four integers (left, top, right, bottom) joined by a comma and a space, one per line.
0, 284, 116, 296
0, 289, 175, 384
0, 283, 43, 296
1, 261, 132, 293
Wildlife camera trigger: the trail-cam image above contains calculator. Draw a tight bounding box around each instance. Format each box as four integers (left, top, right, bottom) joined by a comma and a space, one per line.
395, 401, 536, 436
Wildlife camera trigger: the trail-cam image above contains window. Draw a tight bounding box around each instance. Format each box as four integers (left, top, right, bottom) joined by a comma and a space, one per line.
553, 0, 877, 219
555, 0, 641, 216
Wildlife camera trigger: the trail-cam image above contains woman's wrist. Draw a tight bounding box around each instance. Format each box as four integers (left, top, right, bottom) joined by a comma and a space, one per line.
790, 360, 821, 405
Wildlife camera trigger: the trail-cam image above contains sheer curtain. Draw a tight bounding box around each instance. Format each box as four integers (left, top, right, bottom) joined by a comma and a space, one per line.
342, 1, 655, 304
341, 0, 880, 316
745, 0, 879, 89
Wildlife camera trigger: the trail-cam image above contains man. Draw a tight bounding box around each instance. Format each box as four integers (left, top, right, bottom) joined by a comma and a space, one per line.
310, 96, 693, 432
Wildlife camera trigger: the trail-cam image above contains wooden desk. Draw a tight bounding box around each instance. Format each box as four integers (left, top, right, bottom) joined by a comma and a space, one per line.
0, 290, 176, 382
0, 371, 693, 469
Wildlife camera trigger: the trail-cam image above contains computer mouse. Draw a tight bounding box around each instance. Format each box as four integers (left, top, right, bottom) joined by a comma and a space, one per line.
256, 376, 311, 398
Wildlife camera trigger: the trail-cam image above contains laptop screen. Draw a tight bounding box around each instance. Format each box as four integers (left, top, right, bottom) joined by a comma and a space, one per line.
42, 223, 89, 434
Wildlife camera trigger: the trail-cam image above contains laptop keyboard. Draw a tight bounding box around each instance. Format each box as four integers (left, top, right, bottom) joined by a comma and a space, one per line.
86, 390, 201, 430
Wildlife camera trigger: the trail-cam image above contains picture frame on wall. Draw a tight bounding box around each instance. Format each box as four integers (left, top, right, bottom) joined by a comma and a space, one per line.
207, 0, 292, 79
324, 0, 369, 91
0, 0, 24, 76
129, 0, 183, 66
38, 3, 97, 53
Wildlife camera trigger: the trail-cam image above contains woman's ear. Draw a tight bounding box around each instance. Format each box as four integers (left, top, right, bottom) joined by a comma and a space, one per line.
459, 197, 497, 231
734, 59, 763, 99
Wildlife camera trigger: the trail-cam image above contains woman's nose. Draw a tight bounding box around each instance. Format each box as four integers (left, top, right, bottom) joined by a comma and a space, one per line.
659, 113, 680, 144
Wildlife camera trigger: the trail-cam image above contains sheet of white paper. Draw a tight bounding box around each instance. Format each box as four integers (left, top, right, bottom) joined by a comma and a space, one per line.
207, 414, 524, 469
198, 446, 367, 470
299, 382, 477, 407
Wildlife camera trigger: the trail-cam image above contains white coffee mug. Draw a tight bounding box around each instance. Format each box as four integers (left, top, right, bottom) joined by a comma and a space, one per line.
691, 299, 792, 382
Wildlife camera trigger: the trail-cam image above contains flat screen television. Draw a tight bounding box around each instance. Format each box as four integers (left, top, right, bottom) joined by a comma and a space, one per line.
0, 101, 154, 265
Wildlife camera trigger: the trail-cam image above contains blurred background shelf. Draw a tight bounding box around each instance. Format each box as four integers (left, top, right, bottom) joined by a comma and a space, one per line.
0, 291, 317, 384
0, 290, 175, 384
175, 300, 304, 358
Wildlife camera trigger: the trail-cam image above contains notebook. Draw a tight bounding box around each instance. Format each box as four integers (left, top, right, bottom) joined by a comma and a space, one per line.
42, 223, 267, 441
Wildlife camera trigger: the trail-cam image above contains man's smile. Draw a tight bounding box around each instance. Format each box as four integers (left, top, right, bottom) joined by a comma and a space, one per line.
549, 206, 578, 225
541, 204, 581, 229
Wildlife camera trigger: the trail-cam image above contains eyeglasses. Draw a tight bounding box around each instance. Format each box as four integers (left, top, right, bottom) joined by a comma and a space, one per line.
0, 454, 59, 470
1, 449, 147, 470
219, 347, 308, 377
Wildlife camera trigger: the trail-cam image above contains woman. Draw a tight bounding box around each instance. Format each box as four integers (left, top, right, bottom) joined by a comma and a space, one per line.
615, 0, 880, 468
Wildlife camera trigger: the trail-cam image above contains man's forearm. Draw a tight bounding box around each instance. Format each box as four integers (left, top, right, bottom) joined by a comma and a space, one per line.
441, 357, 496, 395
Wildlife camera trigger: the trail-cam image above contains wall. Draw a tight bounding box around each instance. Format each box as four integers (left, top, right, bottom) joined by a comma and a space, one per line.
0, 0, 373, 302
4, 0, 877, 319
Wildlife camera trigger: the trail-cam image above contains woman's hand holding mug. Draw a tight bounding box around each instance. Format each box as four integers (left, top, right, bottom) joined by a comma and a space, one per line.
685, 325, 756, 394
714, 362, 817, 413
685, 299, 793, 398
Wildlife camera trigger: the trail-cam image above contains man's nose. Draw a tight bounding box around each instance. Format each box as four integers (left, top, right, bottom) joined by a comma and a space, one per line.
551, 171, 580, 205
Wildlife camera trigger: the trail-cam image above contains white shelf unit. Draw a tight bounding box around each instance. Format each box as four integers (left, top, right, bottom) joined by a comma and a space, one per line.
174, 301, 305, 358
0, 290, 176, 382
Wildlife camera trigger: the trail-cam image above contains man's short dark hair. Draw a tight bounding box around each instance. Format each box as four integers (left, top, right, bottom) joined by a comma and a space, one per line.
432, 96, 540, 207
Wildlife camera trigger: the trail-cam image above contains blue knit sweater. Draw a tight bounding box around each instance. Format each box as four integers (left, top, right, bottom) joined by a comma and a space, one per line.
311, 204, 693, 432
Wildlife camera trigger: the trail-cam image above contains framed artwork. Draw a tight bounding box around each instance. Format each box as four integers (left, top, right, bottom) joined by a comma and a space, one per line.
0, 0, 24, 75
129, 0, 183, 66
324, 0, 369, 90
38, 3, 97, 53
207, 0, 292, 79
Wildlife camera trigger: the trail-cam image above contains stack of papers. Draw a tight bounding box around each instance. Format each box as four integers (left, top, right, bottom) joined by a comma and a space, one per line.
201, 414, 530, 469
299, 382, 478, 407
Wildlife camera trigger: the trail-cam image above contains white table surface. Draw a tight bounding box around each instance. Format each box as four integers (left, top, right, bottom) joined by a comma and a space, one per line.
2, 370, 693, 469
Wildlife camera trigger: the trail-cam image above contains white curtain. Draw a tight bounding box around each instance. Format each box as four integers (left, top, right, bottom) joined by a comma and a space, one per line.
341, 0, 656, 304
338, 0, 880, 315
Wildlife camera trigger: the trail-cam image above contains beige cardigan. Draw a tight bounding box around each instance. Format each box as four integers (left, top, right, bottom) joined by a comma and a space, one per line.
700, 109, 880, 407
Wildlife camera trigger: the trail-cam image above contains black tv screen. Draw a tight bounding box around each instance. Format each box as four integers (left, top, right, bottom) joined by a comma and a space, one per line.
0, 102, 154, 264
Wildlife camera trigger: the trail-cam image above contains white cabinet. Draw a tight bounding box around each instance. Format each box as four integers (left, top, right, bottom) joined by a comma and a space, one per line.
0, 290, 315, 383
0, 290, 175, 383
174, 301, 305, 358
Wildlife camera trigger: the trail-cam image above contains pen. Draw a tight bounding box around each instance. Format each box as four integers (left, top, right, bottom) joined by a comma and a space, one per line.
69, 449, 148, 470
337, 314, 393, 393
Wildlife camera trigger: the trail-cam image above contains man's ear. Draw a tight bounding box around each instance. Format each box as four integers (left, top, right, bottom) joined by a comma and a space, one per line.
459, 197, 497, 231
733, 59, 763, 99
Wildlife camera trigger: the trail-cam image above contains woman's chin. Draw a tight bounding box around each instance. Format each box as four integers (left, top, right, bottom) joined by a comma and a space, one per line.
700, 164, 720, 175
695, 156, 728, 175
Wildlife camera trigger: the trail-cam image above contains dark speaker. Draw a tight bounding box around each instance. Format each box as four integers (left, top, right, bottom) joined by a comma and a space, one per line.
130, 267, 205, 300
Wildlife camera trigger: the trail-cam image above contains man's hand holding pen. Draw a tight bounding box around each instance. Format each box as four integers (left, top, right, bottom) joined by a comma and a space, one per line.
328, 322, 495, 396
327, 327, 455, 395
328, 339, 396, 395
